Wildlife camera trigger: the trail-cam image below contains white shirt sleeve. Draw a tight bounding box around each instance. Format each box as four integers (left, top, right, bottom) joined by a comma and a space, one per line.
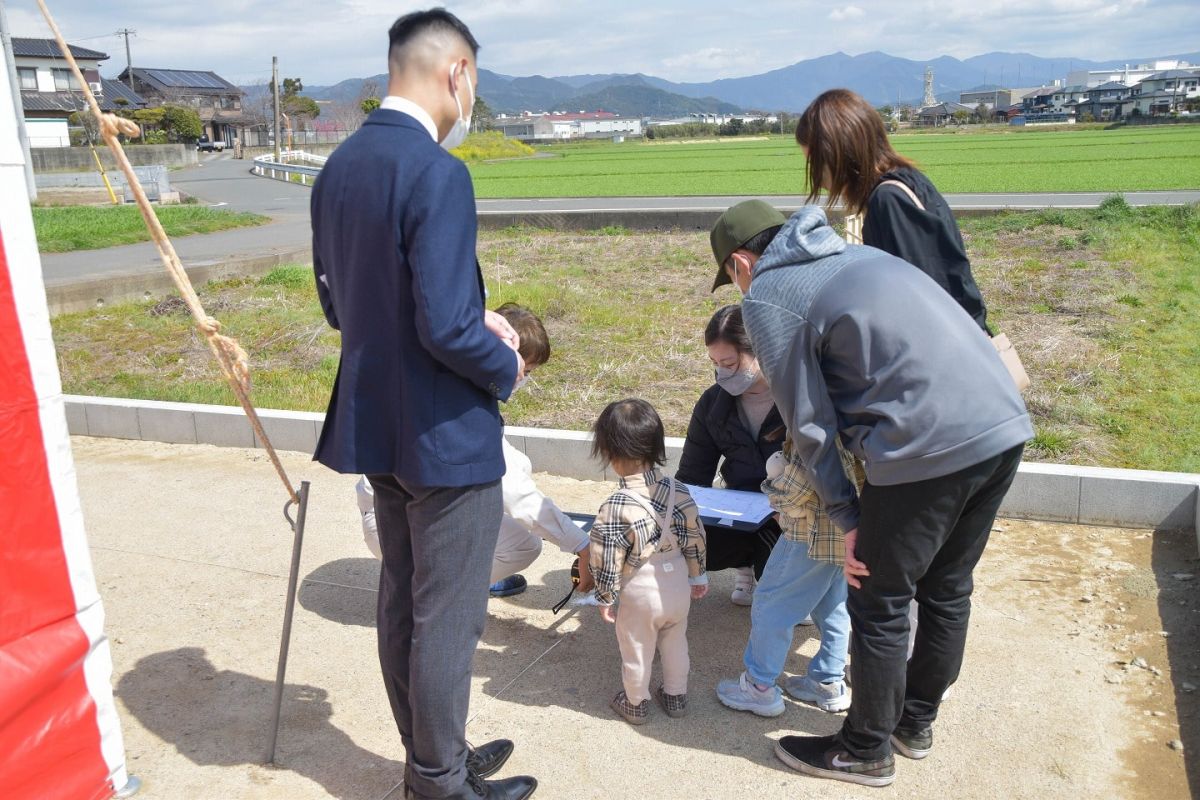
501, 437, 590, 554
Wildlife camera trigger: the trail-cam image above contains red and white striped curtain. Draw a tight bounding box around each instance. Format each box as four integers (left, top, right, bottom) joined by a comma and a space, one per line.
0, 68, 130, 800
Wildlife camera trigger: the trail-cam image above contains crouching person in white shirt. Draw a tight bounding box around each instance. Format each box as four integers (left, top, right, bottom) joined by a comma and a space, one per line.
355, 303, 594, 598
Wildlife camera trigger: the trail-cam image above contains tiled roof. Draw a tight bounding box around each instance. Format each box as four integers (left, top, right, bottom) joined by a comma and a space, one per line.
12, 37, 108, 60
20, 87, 140, 114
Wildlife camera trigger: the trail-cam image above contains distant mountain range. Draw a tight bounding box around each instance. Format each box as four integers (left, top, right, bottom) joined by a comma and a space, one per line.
268, 49, 1200, 117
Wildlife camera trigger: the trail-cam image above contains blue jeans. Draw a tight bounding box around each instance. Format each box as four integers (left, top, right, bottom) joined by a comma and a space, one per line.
744, 537, 849, 686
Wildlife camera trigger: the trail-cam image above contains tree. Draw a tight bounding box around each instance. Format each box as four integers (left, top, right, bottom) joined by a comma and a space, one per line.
281, 77, 304, 98
973, 103, 992, 123
718, 116, 744, 136
361, 97, 381, 114
272, 76, 320, 129
952, 109, 972, 126
471, 95, 493, 132
127, 104, 202, 142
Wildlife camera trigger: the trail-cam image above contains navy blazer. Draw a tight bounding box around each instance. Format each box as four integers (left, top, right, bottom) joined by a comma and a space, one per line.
311, 109, 518, 487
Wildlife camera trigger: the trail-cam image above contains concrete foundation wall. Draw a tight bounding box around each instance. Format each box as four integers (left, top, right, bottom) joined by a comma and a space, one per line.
31, 144, 197, 172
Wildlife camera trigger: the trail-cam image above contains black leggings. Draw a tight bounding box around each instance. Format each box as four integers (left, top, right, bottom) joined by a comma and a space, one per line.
703, 518, 781, 579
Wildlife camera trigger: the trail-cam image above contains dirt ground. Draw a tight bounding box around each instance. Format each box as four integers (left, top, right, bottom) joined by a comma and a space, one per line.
71, 437, 1198, 799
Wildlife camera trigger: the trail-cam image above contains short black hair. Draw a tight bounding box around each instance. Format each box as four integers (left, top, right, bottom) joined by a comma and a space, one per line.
741, 224, 783, 256
722, 224, 783, 273
591, 398, 667, 468
388, 8, 479, 64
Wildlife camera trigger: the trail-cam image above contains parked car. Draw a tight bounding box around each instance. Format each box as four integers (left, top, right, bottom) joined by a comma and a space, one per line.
196, 135, 226, 152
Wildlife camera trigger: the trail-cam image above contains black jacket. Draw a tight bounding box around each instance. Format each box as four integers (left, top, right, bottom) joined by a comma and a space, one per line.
675, 383, 784, 492
863, 166, 990, 334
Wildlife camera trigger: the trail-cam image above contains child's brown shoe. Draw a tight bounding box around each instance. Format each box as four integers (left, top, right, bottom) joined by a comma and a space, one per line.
611, 691, 650, 725
654, 685, 688, 718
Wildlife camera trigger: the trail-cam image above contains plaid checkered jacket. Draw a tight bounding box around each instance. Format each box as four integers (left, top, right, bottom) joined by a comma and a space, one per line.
761, 442, 864, 565
589, 468, 707, 606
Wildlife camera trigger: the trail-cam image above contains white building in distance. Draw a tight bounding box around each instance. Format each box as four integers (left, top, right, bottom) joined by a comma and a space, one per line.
493, 111, 643, 141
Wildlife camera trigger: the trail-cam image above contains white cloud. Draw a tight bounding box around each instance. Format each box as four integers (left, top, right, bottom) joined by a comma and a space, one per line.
829, 5, 866, 21
5, 0, 1198, 86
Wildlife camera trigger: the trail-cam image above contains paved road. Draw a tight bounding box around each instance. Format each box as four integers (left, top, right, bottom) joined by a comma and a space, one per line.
39, 154, 1200, 284
42, 155, 312, 283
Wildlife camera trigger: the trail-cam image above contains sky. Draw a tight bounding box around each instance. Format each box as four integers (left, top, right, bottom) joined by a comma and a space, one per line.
6, 0, 1199, 87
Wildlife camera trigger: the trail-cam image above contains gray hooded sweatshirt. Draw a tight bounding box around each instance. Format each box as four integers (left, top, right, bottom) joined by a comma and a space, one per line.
742, 207, 1033, 533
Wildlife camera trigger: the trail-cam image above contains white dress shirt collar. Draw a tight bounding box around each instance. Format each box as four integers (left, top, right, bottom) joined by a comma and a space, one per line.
379, 96, 438, 142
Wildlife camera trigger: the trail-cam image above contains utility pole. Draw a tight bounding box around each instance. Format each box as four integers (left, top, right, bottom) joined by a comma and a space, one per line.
0, 0, 36, 201
115, 28, 135, 88
272, 56, 281, 162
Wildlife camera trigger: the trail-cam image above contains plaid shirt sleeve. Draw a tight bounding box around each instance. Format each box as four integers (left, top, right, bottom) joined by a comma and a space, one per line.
673, 484, 707, 584
761, 443, 865, 564
589, 496, 630, 606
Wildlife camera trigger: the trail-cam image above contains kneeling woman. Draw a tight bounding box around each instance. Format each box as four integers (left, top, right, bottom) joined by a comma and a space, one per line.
675, 304, 782, 605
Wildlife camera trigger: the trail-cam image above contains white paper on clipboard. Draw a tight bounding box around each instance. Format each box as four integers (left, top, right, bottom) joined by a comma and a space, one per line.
684, 484, 774, 527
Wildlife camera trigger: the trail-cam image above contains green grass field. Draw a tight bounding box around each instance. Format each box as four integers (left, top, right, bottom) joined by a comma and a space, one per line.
466, 125, 1200, 197
51, 202, 1200, 473
33, 205, 268, 253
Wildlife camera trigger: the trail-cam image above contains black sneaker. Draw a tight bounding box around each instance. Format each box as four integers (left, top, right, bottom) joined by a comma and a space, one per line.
774, 733, 895, 788
891, 725, 933, 759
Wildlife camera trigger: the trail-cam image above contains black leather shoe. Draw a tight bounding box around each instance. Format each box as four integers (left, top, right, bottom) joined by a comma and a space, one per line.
467, 739, 514, 779
405, 770, 537, 799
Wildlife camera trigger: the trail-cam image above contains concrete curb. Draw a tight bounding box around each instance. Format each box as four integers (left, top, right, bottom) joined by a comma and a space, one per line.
63, 395, 1200, 539
44, 247, 312, 315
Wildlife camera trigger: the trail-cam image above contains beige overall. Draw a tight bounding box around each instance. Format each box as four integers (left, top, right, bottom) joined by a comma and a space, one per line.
615, 480, 692, 704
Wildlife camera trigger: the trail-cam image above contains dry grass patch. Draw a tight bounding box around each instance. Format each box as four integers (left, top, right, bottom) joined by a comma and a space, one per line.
51, 201, 1200, 472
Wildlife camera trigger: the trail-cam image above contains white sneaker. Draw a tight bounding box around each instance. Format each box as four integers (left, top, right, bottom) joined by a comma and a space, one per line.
731, 567, 756, 606
716, 672, 785, 717
784, 674, 852, 713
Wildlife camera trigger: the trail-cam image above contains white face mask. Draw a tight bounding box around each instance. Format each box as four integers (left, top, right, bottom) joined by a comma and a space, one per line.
714, 360, 759, 396
514, 374, 530, 392
440, 64, 474, 151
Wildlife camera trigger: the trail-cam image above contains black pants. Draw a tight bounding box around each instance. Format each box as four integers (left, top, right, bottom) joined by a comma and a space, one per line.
704, 518, 781, 579
368, 474, 502, 798
840, 444, 1024, 760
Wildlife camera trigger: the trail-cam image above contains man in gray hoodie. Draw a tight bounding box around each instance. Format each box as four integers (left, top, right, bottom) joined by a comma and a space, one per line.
709, 201, 1032, 788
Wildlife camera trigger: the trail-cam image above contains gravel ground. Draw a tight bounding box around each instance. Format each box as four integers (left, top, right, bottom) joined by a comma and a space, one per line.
72, 437, 1197, 799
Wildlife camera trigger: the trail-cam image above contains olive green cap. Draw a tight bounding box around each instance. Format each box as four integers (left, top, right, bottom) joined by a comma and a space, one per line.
709, 200, 788, 291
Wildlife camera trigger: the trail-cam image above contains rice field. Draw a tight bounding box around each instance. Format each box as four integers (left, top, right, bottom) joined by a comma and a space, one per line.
465, 125, 1200, 197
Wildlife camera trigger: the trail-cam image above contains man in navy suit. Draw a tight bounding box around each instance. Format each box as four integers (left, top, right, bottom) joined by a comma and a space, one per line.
311, 10, 537, 800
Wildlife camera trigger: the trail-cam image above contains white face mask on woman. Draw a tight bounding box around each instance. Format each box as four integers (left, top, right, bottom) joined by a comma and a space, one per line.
714, 361, 759, 396
439, 64, 474, 151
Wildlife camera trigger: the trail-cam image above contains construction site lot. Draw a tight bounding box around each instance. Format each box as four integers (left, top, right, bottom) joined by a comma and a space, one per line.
77, 436, 1198, 800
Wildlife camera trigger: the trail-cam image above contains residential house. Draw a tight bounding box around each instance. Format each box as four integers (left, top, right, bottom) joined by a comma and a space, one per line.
118, 67, 248, 145
1074, 80, 1132, 122
1067, 60, 1196, 89
914, 101, 976, 127
1127, 69, 1200, 116
1020, 85, 1076, 122
13, 37, 147, 147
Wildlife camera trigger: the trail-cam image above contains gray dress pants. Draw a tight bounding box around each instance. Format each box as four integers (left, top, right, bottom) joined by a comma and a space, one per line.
367, 474, 502, 798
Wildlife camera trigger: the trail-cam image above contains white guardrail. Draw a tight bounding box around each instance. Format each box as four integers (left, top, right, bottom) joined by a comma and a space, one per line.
251, 150, 327, 186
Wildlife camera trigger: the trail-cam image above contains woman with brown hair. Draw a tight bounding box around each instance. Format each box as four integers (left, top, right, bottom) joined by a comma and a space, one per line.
795, 88, 990, 334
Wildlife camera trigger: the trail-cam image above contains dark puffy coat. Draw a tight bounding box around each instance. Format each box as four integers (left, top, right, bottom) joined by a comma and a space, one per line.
675, 383, 783, 492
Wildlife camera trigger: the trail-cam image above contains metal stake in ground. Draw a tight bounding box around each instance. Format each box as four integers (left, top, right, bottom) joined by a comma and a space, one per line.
266, 480, 312, 765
